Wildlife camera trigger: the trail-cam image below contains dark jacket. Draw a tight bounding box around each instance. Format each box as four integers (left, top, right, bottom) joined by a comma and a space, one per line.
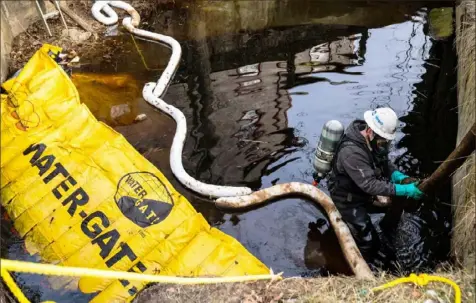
328, 120, 396, 201
327, 120, 397, 264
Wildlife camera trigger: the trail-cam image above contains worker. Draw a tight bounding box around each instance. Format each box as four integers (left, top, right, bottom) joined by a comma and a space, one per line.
327, 107, 423, 264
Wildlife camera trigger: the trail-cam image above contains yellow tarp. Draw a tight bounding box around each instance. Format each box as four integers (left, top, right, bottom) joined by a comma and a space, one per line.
0, 44, 268, 302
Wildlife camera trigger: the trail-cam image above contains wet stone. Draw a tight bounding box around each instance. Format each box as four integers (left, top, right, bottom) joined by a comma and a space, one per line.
61, 28, 92, 43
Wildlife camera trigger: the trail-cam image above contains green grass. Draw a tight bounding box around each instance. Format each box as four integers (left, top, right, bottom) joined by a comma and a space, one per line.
429, 8, 454, 39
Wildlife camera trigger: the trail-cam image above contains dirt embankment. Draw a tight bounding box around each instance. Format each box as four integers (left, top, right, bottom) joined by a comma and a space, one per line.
8, 0, 167, 74
134, 267, 474, 303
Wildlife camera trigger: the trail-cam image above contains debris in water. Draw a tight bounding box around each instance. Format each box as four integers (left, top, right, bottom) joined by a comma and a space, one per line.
110, 104, 131, 120
288, 91, 309, 95
428, 8, 454, 40
105, 24, 120, 36
134, 113, 147, 122
58, 49, 80, 66
373, 196, 392, 207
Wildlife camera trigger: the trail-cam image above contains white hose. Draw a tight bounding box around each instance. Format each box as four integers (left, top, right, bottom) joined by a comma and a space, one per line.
216, 182, 374, 280
91, 1, 252, 197
91, 2, 372, 277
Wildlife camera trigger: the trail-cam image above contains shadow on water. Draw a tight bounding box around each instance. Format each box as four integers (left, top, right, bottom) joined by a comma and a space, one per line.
388, 13, 458, 273
2, 0, 458, 301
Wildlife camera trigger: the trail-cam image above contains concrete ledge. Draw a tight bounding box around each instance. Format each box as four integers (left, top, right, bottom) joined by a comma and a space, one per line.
0, 0, 54, 82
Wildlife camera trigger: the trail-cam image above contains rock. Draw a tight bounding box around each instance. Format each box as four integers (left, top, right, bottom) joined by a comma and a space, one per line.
428, 8, 454, 40
411, 289, 422, 299
110, 104, 131, 120
62, 28, 92, 43
425, 290, 445, 303
134, 113, 147, 122
105, 24, 119, 37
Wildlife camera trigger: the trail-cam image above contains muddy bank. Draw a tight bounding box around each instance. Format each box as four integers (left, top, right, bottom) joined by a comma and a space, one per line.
134, 267, 475, 303
7, 0, 164, 74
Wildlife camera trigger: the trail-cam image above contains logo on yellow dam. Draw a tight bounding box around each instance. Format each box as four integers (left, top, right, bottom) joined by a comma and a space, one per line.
114, 172, 174, 228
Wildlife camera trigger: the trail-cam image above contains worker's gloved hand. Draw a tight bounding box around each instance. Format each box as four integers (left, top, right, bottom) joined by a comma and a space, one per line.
401, 177, 419, 184
395, 183, 424, 200
391, 170, 410, 184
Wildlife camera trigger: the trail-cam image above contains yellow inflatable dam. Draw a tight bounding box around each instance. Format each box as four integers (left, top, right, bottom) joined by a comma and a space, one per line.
0, 44, 269, 302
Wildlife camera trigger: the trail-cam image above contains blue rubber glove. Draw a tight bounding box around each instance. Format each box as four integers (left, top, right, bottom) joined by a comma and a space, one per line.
395, 183, 424, 200
391, 170, 409, 184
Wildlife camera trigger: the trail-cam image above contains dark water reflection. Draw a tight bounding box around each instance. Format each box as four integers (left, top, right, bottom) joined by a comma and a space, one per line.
149, 2, 455, 276
173, 2, 455, 276
3, 0, 458, 301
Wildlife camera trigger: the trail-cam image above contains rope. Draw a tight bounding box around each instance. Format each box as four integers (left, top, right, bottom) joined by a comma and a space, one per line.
1, 258, 282, 303
1, 259, 281, 284
370, 273, 461, 303
3, 261, 461, 303
1, 267, 31, 303
129, 34, 163, 71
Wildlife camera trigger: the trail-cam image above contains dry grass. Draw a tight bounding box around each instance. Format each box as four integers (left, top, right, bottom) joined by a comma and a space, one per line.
452, 0, 476, 273
455, 0, 475, 135
452, 156, 475, 272
134, 267, 475, 303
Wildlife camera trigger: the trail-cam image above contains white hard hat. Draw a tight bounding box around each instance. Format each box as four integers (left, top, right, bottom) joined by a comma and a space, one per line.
363, 107, 398, 140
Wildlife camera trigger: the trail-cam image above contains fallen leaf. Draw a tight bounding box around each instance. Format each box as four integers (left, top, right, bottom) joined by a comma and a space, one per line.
270, 292, 284, 303
412, 289, 422, 299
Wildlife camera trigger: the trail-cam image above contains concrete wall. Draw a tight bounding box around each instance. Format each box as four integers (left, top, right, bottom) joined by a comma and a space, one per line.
169, 0, 424, 38
0, 1, 50, 82
0, 6, 13, 83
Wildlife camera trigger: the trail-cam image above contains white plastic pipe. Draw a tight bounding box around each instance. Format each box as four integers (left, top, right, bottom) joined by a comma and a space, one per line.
91, 1, 252, 197
91, 1, 119, 25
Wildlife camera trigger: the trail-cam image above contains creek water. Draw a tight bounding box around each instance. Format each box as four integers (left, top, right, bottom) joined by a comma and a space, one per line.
1, 1, 458, 301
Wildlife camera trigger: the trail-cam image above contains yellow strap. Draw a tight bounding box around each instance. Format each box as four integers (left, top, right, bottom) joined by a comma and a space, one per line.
371, 273, 461, 303
1, 258, 282, 303
1, 267, 31, 303
1, 259, 281, 284
2, 259, 462, 303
